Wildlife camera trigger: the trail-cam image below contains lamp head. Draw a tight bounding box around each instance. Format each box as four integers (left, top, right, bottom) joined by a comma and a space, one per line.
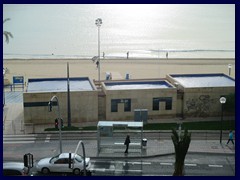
95, 18, 102, 26
220, 97, 226, 104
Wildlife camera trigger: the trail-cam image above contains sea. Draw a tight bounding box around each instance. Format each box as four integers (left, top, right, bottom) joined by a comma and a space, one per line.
3, 4, 235, 59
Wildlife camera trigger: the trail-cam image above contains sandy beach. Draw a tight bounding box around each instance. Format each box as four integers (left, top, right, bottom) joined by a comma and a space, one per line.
3, 58, 235, 84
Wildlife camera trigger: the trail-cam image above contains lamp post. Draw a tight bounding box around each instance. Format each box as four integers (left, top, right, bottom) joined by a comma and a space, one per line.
228, 64, 232, 76
95, 18, 102, 82
73, 141, 86, 176
3, 68, 5, 106
219, 97, 226, 144
48, 95, 62, 153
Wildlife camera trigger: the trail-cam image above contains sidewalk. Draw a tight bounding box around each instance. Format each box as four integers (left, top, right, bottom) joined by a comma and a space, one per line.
86, 139, 235, 159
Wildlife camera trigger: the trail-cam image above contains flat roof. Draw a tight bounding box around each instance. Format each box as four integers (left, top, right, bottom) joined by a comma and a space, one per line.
97, 121, 143, 127
170, 74, 235, 88
27, 77, 94, 92
104, 81, 173, 90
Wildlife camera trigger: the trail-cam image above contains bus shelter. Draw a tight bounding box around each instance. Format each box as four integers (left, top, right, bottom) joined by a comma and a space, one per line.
97, 121, 143, 155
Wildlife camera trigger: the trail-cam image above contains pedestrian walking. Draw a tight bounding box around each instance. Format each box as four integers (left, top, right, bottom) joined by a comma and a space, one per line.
166, 52, 168, 59
127, 51, 129, 59
226, 130, 234, 145
124, 135, 131, 153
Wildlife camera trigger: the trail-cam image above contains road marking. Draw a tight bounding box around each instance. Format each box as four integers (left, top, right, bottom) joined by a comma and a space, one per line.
3, 137, 36, 141
3, 141, 35, 144
160, 162, 173, 166
143, 174, 171, 176
114, 161, 151, 165
115, 169, 142, 173
3, 134, 37, 137
45, 134, 51, 143
130, 162, 151, 165
185, 163, 197, 167
109, 165, 115, 169
90, 168, 142, 173
3, 134, 36, 144
208, 164, 223, 168
91, 168, 106, 172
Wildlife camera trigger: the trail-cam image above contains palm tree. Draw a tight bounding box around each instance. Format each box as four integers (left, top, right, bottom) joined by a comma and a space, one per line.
3, 18, 13, 43
171, 128, 191, 176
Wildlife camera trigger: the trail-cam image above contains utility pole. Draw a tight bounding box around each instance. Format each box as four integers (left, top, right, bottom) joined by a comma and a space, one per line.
67, 62, 71, 127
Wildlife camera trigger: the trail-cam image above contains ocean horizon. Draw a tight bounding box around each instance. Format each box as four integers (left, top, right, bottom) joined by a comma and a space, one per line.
3, 49, 235, 60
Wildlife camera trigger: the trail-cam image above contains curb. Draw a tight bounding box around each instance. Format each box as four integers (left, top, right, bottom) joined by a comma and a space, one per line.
90, 152, 175, 160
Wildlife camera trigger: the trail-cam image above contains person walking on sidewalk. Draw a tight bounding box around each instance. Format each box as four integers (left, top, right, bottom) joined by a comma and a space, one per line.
124, 135, 131, 153
226, 130, 234, 145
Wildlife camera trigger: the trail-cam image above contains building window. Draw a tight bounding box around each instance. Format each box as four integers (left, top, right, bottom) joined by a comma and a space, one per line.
153, 98, 160, 111
152, 97, 172, 111
111, 99, 119, 112
123, 99, 131, 112
111, 99, 131, 112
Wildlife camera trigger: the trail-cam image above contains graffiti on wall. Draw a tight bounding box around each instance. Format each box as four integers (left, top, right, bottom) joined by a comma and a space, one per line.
185, 95, 217, 117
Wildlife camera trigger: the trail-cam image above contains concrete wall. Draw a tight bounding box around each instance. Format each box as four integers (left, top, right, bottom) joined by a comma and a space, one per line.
102, 82, 177, 121
166, 74, 235, 118
98, 93, 106, 120
23, 90, 98, 125
176, 92, 184, 117
182, 87, 235, 117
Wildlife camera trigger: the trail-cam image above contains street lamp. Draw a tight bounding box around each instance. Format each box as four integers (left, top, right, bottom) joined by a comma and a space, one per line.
48, 95, 62, 153
219, 97, 226, 144
95, 18, 102, 82
228, 64, 232, 76
73, 141, 87, 176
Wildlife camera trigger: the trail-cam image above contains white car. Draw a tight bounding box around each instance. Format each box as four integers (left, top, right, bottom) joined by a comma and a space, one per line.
36, 153, 91, 175
3, 162, 28, 176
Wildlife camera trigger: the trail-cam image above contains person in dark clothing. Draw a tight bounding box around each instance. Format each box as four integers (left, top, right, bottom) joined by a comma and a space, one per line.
124, 135, 131, 153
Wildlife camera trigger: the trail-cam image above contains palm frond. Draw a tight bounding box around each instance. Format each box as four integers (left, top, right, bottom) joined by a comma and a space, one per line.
3, 31, 13, 43
3, 18, 13, 43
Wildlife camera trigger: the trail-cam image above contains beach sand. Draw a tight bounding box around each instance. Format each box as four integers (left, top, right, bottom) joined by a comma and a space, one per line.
3, 58, 235, 83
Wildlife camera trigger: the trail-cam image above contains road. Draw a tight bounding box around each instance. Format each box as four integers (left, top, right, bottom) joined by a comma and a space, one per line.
18, 154, 236, 176
89, 154, 235, 176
